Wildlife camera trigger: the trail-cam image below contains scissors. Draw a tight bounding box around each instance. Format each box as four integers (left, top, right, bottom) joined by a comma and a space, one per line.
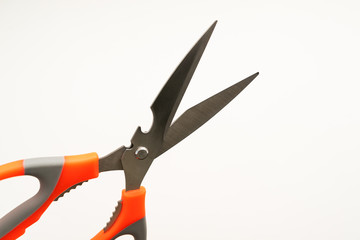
0, 21, 259, 240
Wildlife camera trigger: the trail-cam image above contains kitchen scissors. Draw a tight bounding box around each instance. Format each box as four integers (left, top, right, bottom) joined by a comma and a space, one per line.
0, 21, 259, 240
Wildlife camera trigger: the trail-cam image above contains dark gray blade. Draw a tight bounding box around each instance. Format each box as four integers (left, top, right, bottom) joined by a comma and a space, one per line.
157, 72, 259, 156
149, 21, 217, 142
99, 146, 126, 172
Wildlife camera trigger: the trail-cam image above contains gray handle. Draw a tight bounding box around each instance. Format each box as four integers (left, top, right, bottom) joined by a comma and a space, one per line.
0, 157, 64, 239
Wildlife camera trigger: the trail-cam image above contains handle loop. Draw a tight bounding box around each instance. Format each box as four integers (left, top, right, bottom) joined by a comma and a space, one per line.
0, 153, 99, 240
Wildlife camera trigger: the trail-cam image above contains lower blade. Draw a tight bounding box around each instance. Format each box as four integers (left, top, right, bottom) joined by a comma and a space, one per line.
157, 72, 259, 156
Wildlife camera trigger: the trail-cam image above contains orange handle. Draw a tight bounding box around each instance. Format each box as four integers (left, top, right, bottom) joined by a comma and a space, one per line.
0, 160, 24, 181
0, 153, 99, 240
92, 187, 146, 240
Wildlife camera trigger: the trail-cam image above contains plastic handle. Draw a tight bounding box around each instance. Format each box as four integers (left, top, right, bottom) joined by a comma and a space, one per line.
92, 187, 146, 240
0, 153, 99, 240
0, 160, 25, 181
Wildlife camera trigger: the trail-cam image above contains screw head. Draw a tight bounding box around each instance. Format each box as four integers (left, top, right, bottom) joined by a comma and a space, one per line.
135, 146, 149, 160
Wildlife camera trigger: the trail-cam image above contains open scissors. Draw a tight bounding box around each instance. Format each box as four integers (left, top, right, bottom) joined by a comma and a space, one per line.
0, 21, 259, 240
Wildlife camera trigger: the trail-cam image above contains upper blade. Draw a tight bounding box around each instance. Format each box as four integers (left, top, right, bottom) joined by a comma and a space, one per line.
149, 21, 217, 142
121, 22, 218, 190
157, 72, 259, 156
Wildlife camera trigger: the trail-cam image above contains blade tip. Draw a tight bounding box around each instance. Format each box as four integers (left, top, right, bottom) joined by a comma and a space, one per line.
244, 72, 259, 83
205, 21, 218, 36
250, 72, 260, 80
211, 21, 218, 30
241, 72, 259, 86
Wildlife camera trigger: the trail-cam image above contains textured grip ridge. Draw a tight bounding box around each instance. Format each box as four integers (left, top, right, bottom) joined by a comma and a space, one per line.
54, 180, 88, 201
92, 187, 146, 240
105, 200, 123, 231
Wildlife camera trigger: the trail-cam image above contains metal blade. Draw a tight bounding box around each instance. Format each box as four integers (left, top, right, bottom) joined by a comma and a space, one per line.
99, 146, 126, 172
149, 21, 217, 142
121, 22, 218, 190
157, 72, 259, 156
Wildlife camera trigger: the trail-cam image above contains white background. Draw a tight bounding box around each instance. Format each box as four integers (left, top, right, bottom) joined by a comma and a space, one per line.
1, 0, 360, 239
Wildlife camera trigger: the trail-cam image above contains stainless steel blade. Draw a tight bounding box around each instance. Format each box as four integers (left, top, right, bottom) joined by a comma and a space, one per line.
157, 72, 259, 156
149, 21, 217, 142
122, 22, 217, 190
99, 146, 125, 172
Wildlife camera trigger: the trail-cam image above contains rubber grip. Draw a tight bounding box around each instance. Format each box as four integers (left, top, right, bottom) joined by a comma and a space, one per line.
0, 153, 99, 240
92, 187, 146, 240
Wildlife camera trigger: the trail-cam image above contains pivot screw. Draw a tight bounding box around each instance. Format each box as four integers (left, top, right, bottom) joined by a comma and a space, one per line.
135, 146, 148, 160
